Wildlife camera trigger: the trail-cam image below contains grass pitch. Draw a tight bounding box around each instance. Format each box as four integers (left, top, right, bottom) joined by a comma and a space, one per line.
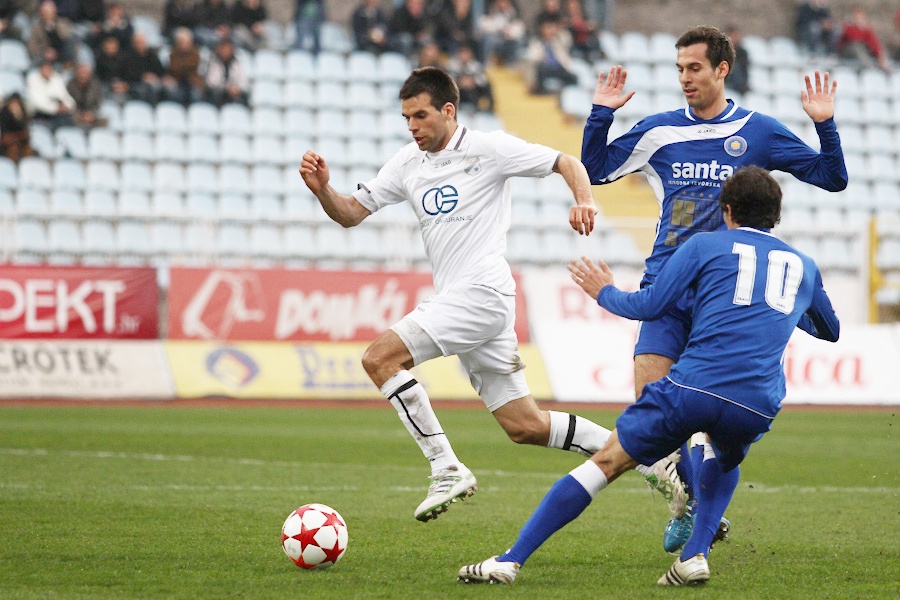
0, 403, 897, 599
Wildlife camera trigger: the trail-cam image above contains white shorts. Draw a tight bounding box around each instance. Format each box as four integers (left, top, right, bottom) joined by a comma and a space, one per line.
391, 283, 530, 412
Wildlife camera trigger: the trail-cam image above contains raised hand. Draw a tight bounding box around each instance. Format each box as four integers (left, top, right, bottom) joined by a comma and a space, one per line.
299, 150, 330, 194
592, 65, 636, 109
801, 71, 836, 123
568, 256, 614, 299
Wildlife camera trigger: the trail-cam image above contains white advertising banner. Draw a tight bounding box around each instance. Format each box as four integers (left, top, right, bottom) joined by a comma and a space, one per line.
0, 340, 173, 399
522, 268, 900, 405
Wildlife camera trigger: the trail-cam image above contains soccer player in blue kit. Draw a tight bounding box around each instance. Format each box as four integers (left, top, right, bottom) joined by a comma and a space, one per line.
457, 165, 840, 586
581, 25, 848, 551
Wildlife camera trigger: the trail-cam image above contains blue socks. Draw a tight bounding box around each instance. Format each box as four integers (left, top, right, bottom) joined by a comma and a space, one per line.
499, 474, 595, 566
681, 460, 740, 560
676, 441, 695, 499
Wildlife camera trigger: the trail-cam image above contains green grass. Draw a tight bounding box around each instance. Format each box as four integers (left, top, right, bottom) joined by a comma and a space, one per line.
0, 404, 897, 599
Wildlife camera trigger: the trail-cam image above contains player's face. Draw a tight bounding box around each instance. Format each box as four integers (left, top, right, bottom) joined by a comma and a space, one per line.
676, 43, 728, 117
401, 93, 455, 153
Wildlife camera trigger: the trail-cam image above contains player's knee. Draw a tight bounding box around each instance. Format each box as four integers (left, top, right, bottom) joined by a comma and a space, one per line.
501, 418, 545, 445
360, 346, 382, 380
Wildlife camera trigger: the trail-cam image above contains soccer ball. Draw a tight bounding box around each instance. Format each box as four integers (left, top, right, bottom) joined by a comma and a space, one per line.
281, 503, 349, 569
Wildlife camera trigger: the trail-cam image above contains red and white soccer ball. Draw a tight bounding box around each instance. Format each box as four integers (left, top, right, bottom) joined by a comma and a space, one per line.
281, 503, 349, 569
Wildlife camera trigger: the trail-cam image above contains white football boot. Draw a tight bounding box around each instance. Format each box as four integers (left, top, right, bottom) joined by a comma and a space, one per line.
643, 452, 686, 518
657, 554, 710, 586
458, 556, 520, 584
414, 464, 478, 522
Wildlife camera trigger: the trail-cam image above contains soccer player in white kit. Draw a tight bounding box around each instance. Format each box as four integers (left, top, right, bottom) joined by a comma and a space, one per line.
299, 67, 682, 523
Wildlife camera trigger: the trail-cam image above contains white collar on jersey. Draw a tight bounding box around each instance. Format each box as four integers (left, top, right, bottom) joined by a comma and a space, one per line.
684, 99, 740, 122
736, 226, 775, 237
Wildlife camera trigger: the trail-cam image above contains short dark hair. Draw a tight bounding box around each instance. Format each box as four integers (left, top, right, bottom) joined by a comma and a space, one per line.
719, 166, 782, 229
399, 67, 459, 114
676, 25, 735, 74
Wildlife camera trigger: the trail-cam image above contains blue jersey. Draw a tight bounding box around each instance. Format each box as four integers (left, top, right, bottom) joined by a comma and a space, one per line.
598, 227, 840, 418
582, 102, 848, 278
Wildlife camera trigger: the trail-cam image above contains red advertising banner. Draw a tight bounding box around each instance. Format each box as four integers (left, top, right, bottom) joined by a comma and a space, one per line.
167, 268, 531, 342
0, 265, 159, 339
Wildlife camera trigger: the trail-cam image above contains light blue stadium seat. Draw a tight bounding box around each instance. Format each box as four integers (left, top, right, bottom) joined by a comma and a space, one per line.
314, 51, 347, 83
188, 102, 220, 136
284, 80, 315, 109
252, 135, 284, 166
251, 164, 284, 196
263, 20, 288, 51
123, 100, 156, 134
283, 223, 315, 257
119, 190, 151, 215
87, 160, 121, 192
284, 189, 317, 218
0, 70, 25, 96
860, 68, 891, 101
151, 190, 184, 215
865, 154, 897, 183
186, 163, 218, 194
617, 31, 650, 64
118, 161, 152, 192
506, 229, 544, 264
285, 107, 314, 136
253, 49, 286, 81
155, 101, 188, 135
47, 220, 82, 255
0, 156, 17, 189
98, 99, 122, 131
741, 35, 771, 67
18, 157, 52, 191
861, 99, 893, 127
218, 165, 252, 196
252, 193, 283, 219
150, 222, 185, 256
55, 126, 89, 160
347, 51, 379, 84
220, 103, 253, 135
250, 224, 284, 259
216, 223, 252, 259
314, 80, 347, 110
873, 182, 900, 212
30, 123, 60, 159
313, 225, 351, 261
183, 221, 216, 255
153, 162, 186, 192
188, 133, 219, 164
648, 32, 677, 65
377, 52, 411, 86
348, 138, 380, 169
768, 37, 802, 68
218, 192, 251, 219
284, 135, 313, 165
49, 189, 82, 214
251, 80, 285, 108
0, 189, 12, 212
117, 222, 153, 257
132, 14, 163, 49
286, 49, 315, 80
122, 131, 155, 162
347, 81, 382, 111
315, 138, 349, 169
219, 134, 252, 165
559, 85, 590, 121
155, 132, 188, 162
252, 107, 284, 138
319, 22, 353, 54
598, 30, 619, 62
348, 109, 380, 140
0, 38, 29, 72
13, 219, 48, 258
88, 128, 121, 161
82, 221, 116, 256
84, 190, 117, 214
314, 109, 348, 140
52, 158, 86, 192
747, 65, 772, 95
185, 193, 216, 217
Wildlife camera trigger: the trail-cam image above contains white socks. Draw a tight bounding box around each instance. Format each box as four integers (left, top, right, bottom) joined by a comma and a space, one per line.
569, 460, 608, 498
547, 410, 611, 457
381, 370, 460, 472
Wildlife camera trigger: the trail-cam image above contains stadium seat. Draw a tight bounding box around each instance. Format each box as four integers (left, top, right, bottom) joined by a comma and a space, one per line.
185, 193, 216, 217
314, 51, 347, 83
348, 138, 380, 169
116, 222, 153, 257
0, 38, 29, 72
314, 80, 348, 110
0, 70, 24, 96
252, 193, 283, 219
251, 107, 284, 138
84, 160, 120, 192
117, 161, 151, 192
284, 135, 313, 165
88, 128, 121, 161
220, 103, 253, 135
132, 14, 164, 49
119, 190, 151, 215
617, 31, 650, 64
29, 123, 60, 160
861, 99, 893, 127
55, 126, 89, 160
313, 225, 352, 261
830, 67, 861, 100
0, 189, 12, 212
285, 107, 314, 136
82, 221, 117, 256
347, 81, 382, 111
155, 101, 188, 135
284, 80, 316, 109
153, 162, 186, 192
622, 62, 653, 92
598, 30, 619, 62
49, 189, 83, 214
251, 80, 285, 108
319, 22, 353, 53
219, 134, 252, 165
216, 223, 252, 259
188, 133, 219, 164
873, 182, 900, 212
188, 102, 220, 136
218, 164, 252, 195
865, 154, 897, 183
768, 37, 803, 68
122, 100, 156, 134
52, 158, 86, 192
218, 192, 251, 219
347, 51, 380, 84
252, 135, 285, 166
746, 66, 772, 95
282, 223, 314, 256
250, 223, 284, 259
315, 138, 349, 169
155, 132, 188, 163
315, 109, 349, 140
13, 219, 48, 258
149, 221, 185, 256
860, 68, 891, 101
506, 229, 544, 264
284, 189, 317, 217
18, 157, 52, 191
0, 156, 15, 189
377, 52, 411, 86
84, 190, 117, 214
285, 49, 315, 80
186, 162, 219, 194
250, 164, 285, 196
837, 124, 865, 155
253, 49, 286, 82
741, 35, 771, 67
648, 32, 677, 65
121, 131, 155, 162
150, 190, 184, 215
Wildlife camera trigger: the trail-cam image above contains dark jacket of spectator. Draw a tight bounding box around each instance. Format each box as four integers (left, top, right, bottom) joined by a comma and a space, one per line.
163, 0, 198, 38
232, 0, 267, 50
431, 0, 475, 54
89, 2, 134, 51
79, 0, 107, 24
66, 63, 105, 127
28, 1, 75, 64
0, 92, 35, 162
351, 0, 390, 55
390, 0, 431, 55
94, 35, 130, 85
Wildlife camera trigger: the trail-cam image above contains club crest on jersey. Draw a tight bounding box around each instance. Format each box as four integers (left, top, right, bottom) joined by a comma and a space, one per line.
724, 135, 748, 157
464, 157, 482, 176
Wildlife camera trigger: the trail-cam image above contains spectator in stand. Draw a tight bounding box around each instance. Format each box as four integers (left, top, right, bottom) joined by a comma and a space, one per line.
26, 58, 75, 129
476, 0, 527, 66
165, 26, 204, 106
53, 0, 80, 23
432, 0, 475, 56
88, 1, 133, 51
415, 40, 443, 69
204, 37, 248, 106
564, 0, 602, 62
78, 0, 108, 26
794, 0, 837, 58
123, 31, 166, 104
194, 0, 233, 48
446, 42, 494, 112
294, 0, 324, 54
584, 0, 613, 32
232, 0, 267, 51
534, 0, 563, 31
525, 15, 578, 94
94, 34, 130, 102
893, 6, 900, 61
28, 1, 76, 66
0, 0, 24, 40
725, 24, 750, 96
390, 0, 431, 58
65, 62, 106, 128
837, 6, 891, 72
163, 0, 198, 41
0, 93, 35, 161
351, 0, 390, 55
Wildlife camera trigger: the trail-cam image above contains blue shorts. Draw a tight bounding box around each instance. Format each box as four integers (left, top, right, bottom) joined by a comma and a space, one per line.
633, 280, 693, 361
616, 377, 774, 471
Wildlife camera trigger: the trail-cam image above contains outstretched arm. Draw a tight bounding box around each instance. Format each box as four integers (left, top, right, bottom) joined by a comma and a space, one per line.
554, 154, 598, 235
299, 150, 371, 227
592, 66, 636, 109
801, 71, 836, 123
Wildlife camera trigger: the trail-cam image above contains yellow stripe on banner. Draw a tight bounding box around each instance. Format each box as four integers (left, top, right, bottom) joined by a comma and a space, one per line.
165, 341, 553, 400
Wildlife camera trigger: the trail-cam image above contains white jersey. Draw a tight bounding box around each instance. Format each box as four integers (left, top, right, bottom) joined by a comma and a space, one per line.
353, 125, 561, 294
